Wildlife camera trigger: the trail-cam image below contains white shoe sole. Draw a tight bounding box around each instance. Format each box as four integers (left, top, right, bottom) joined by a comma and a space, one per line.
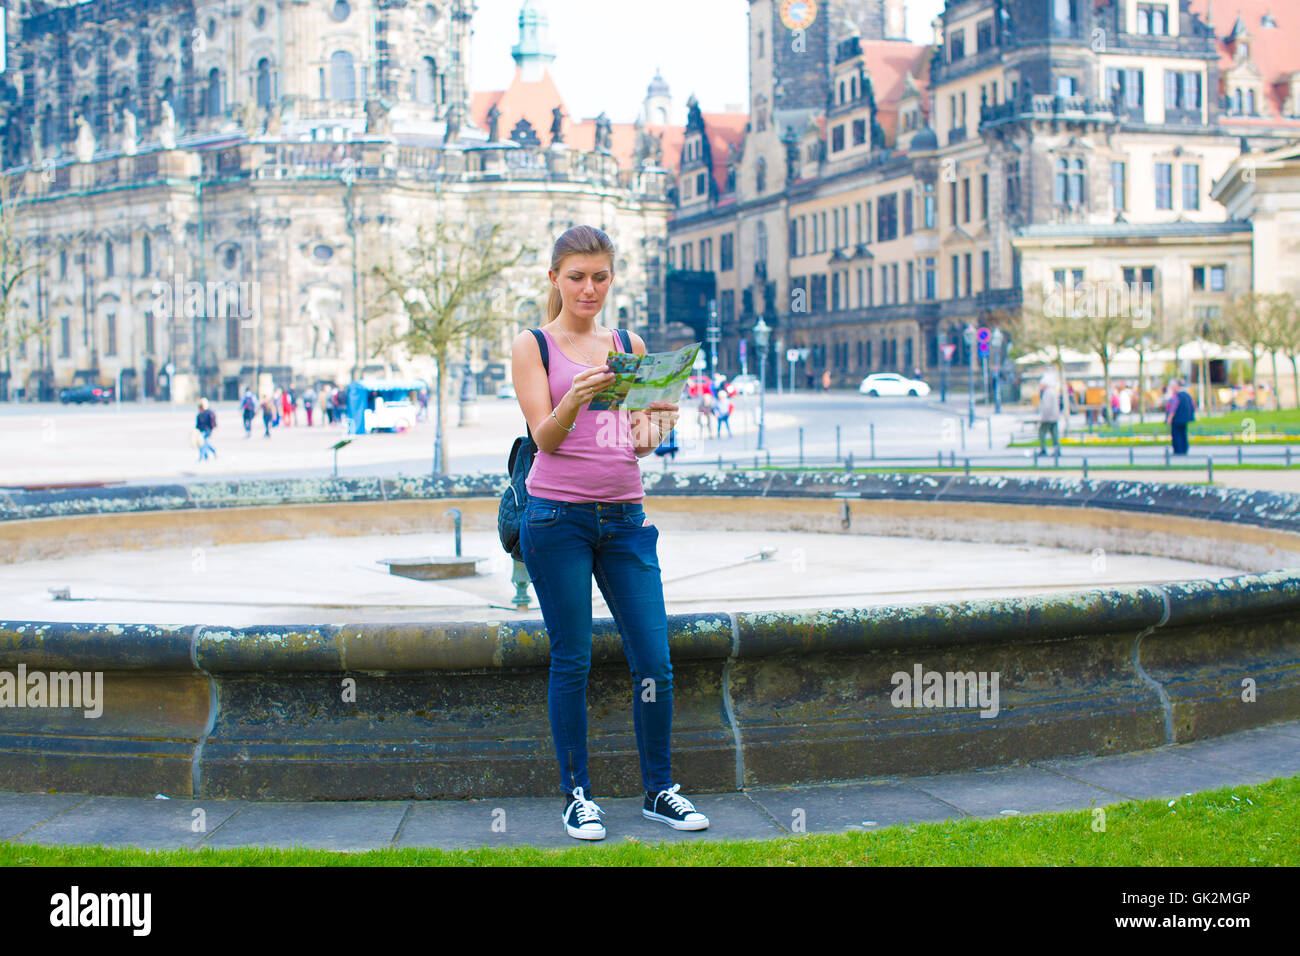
642, 809, 709, 831
564, 823, 606, 840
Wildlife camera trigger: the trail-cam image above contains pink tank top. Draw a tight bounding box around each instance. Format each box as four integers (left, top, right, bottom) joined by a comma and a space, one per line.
525, 327, 645, 503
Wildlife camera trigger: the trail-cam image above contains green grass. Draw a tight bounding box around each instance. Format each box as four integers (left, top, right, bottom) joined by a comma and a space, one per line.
3, 775, 1296, 866
1053, 408, 1300, 444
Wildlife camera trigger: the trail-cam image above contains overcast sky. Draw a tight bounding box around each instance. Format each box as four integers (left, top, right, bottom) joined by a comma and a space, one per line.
470, 0, 947, 124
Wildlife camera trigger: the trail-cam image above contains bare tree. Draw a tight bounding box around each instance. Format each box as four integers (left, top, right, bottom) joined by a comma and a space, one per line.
1003, 282, 1088, 422
1275, 290, 1300, 411
368, 217, 531, 475
1260, 292, 1293, 412
1223, 291, 1275, 412
0, 177, 51, 379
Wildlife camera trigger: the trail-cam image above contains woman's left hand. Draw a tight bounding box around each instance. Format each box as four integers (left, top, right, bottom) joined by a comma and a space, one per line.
646, 401, 679, 436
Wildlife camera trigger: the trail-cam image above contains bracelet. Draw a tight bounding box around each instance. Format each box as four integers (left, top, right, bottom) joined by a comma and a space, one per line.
551, 410, 575, 433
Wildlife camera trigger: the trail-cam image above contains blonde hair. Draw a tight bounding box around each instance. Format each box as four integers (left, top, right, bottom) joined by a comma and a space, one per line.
547, 225, 616, 322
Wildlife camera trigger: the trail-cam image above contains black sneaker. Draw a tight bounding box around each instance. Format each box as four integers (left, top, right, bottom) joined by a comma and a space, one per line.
643, 784, 709, 831
562, 787, 606, 840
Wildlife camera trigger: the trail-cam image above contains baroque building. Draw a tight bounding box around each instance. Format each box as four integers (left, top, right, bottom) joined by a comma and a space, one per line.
0, 0, 672, 403
663, 0, 1300, 392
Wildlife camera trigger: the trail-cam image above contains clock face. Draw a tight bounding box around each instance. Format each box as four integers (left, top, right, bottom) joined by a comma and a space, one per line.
780, 0, 818, 31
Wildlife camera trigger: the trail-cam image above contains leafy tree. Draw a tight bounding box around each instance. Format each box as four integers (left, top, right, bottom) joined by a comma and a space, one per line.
1223, 291, 1275, 411
367, 217, 532, 475
0, 176, 51, 377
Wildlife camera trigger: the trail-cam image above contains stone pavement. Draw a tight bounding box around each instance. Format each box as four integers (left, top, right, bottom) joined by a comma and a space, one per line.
2, 720, 1295, 852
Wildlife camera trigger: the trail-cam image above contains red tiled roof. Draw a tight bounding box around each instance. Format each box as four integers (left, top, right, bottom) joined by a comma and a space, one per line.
1187, 0, 1300, 119
472, 67, 747, 188
859, 40, 932, 142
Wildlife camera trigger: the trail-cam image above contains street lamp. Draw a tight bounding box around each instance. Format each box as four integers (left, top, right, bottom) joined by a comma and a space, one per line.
963, 325, 976, 426
991, 328, 1004, 413
753, 316, 770, 451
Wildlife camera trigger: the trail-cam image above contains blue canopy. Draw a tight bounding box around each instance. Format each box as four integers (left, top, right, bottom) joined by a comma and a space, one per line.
346, 379, 429, 434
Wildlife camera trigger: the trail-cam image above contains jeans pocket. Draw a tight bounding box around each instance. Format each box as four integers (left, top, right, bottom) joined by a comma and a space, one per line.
526, 503, 561, 527
625, 508, 651, 529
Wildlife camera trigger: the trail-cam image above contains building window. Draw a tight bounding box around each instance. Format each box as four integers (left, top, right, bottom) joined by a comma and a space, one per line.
682, 243, 693, 270
832, 125, 845, 152
60, 315, 71, 357
906, 261, 914, 301
720, 233, 734, 271
106, 314, 117, 357
701, 238, 713, 271
952, 255, 961, 298
330, 51, 356, 100
1122, 266, 1156, 294
903, 189, 913, 235
924, 182, 936, 228
142, 234, 152, 275
811, 275, 827, 312
1111, 161, 1126, 211
1192, 265, 1226, 291
963, 254, 972, 297
977, 19, 994, 51
756, 221, 768, 262
950, 180, 958, 226
1182, 164, 1200, 210
1056, 76, 1076, 97
950, 29, 965, 62
962, 178, 971, 222
1155, 163, 1173, 209
877, 194, 899, 242
981, 250, 991, 291
104, 240, 114, 277
1164, 70, 1202, 113
256, 58, 274, 108
852, 119, 866, 146
1136, 2, 1169, 35
979, 173, 988, 220
924, 257, 936, 299
1106, 68, 1144, 108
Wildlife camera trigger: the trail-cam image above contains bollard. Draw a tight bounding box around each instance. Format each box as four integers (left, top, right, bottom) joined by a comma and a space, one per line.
443, 508, 463, 557
766, 449, 771, 466
960, 418, 966, 452
951, 450, 957, 467
1208, 457, 1214, 484
870, 423, 876, 459
1165, 447, 1170, 467
799, 428, 804, 467
1129, 447, 1134, 466
1082, 458, 1088, 480
846, 452, 854, 473
964, 457, 970, 477
836, 425, 841, 461
1238, 445, 1243, 466
938, 451, 943, 468
987, 417, 993, 450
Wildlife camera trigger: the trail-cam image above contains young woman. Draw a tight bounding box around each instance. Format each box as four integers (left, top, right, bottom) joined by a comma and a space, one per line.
511, 225, 709, 841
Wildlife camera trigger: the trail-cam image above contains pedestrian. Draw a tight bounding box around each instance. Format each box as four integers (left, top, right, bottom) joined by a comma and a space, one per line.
195, 397, 217, 462
272, 387, 282, 427
304, 386, 316, 427
281, 387, 293, 427
260, 393, 274, 438
332, 386, 345, 426
713, 384, 734, 438
1037, 375, 1061, 456
1109, 387, 1121, 426
1167, 378, 1195, 455
417, 386, 429, 423
1118, 382, 1132, 421
240, 388, 256, 438
696, 385, 714, 439
821, 369, 831, 391
511, 224, 709, 842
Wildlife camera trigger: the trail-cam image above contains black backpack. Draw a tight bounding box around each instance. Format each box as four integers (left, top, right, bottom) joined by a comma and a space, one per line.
497, 327, 632, 562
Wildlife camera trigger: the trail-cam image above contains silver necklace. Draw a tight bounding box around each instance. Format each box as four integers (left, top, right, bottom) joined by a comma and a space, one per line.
559, 325, 601, 364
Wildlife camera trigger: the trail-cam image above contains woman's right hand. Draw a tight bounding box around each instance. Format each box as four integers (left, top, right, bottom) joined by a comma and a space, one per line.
565, 364, 615, 411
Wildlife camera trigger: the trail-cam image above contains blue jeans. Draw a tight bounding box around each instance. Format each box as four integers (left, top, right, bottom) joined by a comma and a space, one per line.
520, 496, 673, 799
198, 431, 216, 460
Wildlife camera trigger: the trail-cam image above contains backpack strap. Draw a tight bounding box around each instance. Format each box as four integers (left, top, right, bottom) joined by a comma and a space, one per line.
615, 328, 632, 354
524, 328, 549, 442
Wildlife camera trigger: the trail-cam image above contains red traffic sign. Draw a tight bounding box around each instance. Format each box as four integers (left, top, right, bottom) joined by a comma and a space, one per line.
940, 343, 957, 360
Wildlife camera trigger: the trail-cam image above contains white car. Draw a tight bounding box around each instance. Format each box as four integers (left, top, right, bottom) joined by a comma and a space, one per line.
729, 375, 761, 395
858, 373, 931, 397
365, 398, 416, 432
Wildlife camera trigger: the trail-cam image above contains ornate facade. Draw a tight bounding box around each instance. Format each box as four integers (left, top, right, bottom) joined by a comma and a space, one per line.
0, 0, 671, 403
665, 0, 1300, 389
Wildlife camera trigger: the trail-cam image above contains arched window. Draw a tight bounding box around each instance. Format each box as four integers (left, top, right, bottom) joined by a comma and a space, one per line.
416, 57, 439, 104
330, 51, 356, 100
105, 240, 114, 277
1054, 158, 1068, 203
142, 234, 152, 275
206, 68, 222, 116
256, 59, 273, 108
756, 157, 767, 193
